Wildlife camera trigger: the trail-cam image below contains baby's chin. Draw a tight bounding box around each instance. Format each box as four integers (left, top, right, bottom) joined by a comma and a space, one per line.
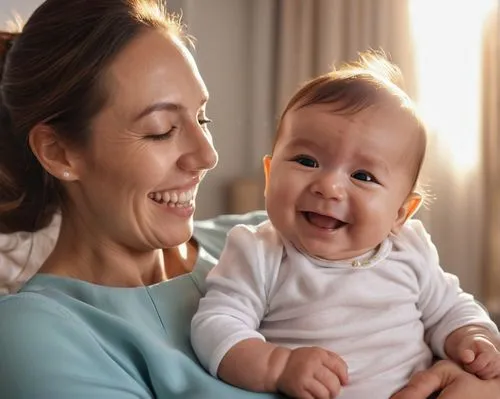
295, 239, 373, 262
291, 240, 342, 261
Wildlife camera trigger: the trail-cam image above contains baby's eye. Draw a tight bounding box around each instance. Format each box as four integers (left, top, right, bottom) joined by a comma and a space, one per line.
292, 155, 319, 168
351, 170, 377, 183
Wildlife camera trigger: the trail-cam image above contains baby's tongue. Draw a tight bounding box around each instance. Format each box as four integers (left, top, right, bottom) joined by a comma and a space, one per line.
306, 212, 342, 229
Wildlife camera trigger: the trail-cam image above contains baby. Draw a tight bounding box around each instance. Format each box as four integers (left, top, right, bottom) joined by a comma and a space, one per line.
191, 53, 500, 399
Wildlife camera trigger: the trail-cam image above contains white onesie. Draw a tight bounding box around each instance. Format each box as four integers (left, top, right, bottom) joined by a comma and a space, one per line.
191, 219, 498, 399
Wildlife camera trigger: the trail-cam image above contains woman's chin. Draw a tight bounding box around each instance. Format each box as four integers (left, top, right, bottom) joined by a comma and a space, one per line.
155, 227, 194, 249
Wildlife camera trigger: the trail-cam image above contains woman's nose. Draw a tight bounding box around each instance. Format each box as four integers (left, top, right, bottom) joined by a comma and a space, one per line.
311, 171, 346, 201
179, 122, 218, 172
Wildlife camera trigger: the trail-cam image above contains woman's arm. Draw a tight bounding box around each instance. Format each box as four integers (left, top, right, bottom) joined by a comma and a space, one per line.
390, 360, 500, 399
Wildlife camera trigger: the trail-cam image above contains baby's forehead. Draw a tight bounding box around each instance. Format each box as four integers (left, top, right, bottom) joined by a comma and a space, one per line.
279, 104, 425, 175
283, 103, 420, 138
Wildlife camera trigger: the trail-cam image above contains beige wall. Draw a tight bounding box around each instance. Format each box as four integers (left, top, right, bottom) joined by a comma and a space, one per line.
180, 0, 259, 219
0, 0, 42, 28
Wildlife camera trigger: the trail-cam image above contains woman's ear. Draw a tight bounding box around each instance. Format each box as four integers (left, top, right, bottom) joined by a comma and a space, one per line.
262, 155, 272, 197
391, 192, 422, 234
28, 124, 80, 181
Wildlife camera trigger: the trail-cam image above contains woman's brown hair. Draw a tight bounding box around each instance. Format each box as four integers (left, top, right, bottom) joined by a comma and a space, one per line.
0, 0, 185, 233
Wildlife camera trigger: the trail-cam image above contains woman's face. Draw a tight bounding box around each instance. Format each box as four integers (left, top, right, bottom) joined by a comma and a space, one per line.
68, 29, 218, 251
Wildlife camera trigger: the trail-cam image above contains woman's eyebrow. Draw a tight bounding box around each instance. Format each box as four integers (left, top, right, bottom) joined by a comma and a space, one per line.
133, 101, 181, 121
133, 96, 209, 122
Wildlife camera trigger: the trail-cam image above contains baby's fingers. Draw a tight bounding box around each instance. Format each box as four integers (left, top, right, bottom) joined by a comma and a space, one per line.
304, 378, 336, 399
474, 354, 500, 380
458, 348, 475, 364
314, 367, 343, 398
323, 352, 349, 386
476, 368, 500, 380
464, 351, 492, 374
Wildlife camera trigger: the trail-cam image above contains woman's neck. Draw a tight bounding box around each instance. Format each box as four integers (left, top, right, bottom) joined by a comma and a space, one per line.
39, 217, 199, 287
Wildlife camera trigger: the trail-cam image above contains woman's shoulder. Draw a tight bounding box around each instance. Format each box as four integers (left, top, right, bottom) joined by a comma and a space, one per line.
193, 210, 268, 260
0, 286, 158, 398
194, 210, 268, 235
0, 289, 102, 357
0, 291, 133, 398
0, 289, 76, 327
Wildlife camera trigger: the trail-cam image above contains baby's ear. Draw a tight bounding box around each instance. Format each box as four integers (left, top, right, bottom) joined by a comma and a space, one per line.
262, 155, 272, 197
391, 193, 422, 234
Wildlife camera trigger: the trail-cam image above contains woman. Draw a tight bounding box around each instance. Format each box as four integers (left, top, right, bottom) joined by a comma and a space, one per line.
0, 0, 498, 398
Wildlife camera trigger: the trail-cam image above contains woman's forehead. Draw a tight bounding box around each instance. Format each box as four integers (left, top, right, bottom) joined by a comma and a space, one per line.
104, 30, 207, 117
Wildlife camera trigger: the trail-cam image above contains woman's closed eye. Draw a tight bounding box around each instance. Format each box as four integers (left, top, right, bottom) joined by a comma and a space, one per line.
291, 155, 319, 168
146, 127, 176, 141
146, 118, 212, 141
351, 170, 378, 183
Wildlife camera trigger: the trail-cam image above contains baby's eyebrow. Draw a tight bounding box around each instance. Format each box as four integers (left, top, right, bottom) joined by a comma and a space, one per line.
356, 152, 390, 174
287, 137, 323, 151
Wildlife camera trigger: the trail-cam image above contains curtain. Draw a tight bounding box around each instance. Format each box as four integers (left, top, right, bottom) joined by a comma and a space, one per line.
409, 0, 498, 299
482, 5, 500, 318
275, 0, 415, 112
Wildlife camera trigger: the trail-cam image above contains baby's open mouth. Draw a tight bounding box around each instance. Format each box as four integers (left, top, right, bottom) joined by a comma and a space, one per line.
303, 211, 347, 230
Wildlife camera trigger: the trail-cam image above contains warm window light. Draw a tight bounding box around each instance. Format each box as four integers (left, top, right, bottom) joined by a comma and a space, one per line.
409, 0, 496, 172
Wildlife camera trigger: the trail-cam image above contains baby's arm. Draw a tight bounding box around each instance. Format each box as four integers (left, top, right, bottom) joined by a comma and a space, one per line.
191, 224, 348, 398
445, 324, 500, 379
219, 338, 348, 398
406, 220, 500, 379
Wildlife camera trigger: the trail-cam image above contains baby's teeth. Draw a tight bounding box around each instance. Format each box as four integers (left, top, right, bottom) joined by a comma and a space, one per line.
155, 192, 162, 202
170, 192, 178, 203
179, 192, 187, 203
162, 191, 171, 203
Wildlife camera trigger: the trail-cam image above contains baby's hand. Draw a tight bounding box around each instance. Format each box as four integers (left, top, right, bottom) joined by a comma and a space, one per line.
276, 346, 348, 399
456, 333, 500, 379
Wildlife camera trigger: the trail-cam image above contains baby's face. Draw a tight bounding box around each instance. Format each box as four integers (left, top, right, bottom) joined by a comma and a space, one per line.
265, 103, 422, 260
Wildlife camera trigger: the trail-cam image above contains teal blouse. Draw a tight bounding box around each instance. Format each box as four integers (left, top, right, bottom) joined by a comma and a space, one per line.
0, 211, 283, 398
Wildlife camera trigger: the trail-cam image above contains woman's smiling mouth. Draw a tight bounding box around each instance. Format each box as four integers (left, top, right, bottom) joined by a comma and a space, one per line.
148, 188, 195, 207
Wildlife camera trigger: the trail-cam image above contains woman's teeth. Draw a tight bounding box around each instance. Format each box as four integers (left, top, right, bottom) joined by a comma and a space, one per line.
149, 188, 194, 207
